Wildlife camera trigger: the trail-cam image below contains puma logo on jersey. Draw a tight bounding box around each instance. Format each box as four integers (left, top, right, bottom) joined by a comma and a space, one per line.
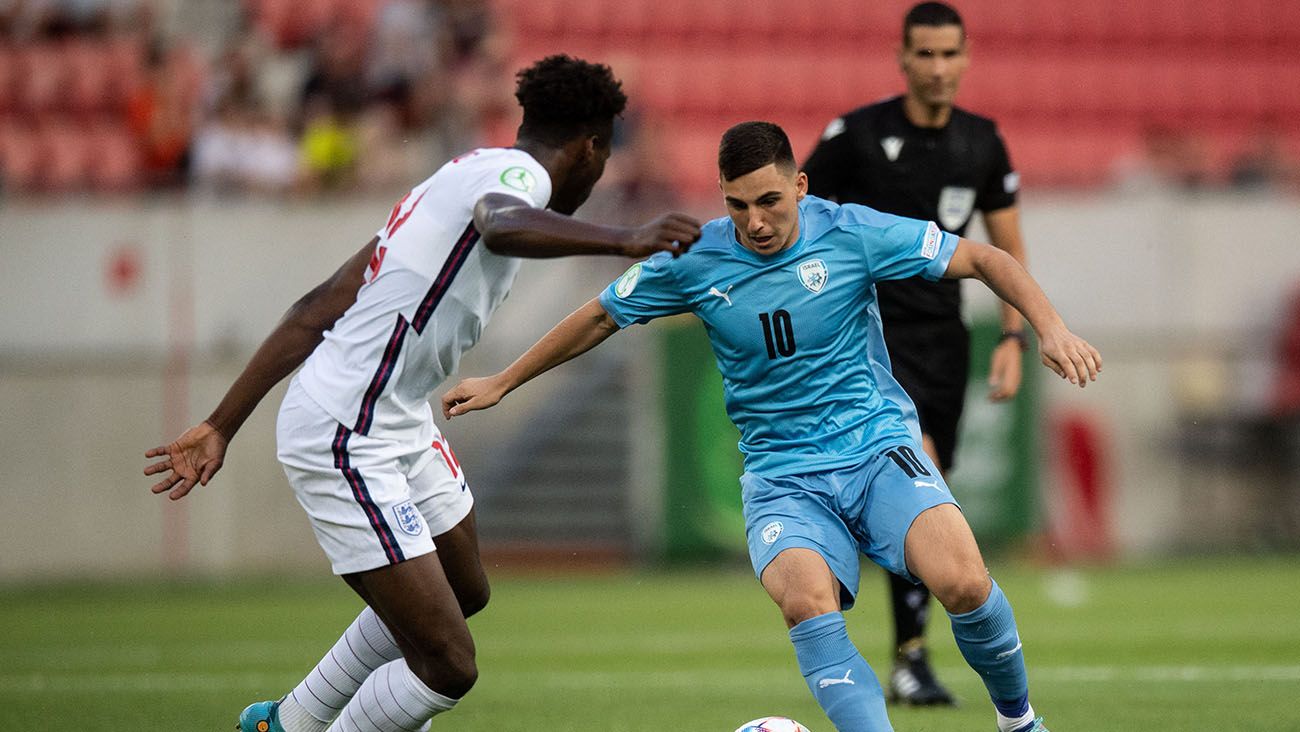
914, 479, 940, 490
708, 285, 733, 306
818, 670, 855, 689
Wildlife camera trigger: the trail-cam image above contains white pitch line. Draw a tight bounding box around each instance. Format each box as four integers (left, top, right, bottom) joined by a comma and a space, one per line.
2, 666, 1298, 694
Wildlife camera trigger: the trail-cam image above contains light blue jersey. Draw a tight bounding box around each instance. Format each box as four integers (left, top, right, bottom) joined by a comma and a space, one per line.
598, 195, 958, 478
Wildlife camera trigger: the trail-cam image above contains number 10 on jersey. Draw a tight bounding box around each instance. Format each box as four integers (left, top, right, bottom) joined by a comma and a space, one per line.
759, 310, 796, 359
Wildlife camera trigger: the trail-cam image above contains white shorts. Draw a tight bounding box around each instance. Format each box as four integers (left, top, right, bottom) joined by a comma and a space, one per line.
276, 377, 474, 575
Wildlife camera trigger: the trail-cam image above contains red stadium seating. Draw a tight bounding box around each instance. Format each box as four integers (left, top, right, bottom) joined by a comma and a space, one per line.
0, 121, 42, 191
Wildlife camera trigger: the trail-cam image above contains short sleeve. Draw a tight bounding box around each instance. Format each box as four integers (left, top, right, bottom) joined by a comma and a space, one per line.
847, 208, 959, 283
598, 253, 691, 328
976, 128, 1017, 213
477, 153, 552, 209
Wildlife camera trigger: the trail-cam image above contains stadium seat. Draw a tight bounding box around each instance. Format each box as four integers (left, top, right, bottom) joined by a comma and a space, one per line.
65, 41, 116, 116
664, 124, 726, 198
40, 120, 92, 192
0, 46, 14, 115
562, 0, 609, 38
497, 0, 562, 35
86, 122, 142, 192
603, 0, 652, 38
15, 43, 71, 115
0, 121, 42, 192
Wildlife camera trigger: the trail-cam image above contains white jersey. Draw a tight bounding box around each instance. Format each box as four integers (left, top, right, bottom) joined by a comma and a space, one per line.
297, 147, 552, 442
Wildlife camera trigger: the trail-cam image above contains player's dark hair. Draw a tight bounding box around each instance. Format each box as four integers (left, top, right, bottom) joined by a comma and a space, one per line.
515, 55, 627, 146
903, 2, 965, 46
718, 121, 796, 181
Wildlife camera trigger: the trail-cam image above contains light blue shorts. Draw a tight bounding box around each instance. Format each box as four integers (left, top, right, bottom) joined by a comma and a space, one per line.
742, 444, 958, 610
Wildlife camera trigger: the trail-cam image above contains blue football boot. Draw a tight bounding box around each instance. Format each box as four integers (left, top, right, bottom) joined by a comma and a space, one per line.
1011, 718, 1049, 732
237, 700, 285, 732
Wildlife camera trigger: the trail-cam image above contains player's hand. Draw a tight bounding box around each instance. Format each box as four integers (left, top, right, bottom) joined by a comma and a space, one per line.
987, 339, 1024, 402
622, 212, 702, 259
144, 421, 228, 500
442, 375, 508, 419
1037, 325, 1102, 388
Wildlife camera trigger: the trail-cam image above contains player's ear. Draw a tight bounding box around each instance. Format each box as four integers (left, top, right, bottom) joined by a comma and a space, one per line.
795, 171, 808, 199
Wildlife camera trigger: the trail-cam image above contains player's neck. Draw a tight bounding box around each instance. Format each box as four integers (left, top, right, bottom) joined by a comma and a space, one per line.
513, 139, 565, 183
901, 95, 952, 129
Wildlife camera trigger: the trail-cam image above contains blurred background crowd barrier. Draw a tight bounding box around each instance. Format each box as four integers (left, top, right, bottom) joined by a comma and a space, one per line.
2, 0, 1299, 580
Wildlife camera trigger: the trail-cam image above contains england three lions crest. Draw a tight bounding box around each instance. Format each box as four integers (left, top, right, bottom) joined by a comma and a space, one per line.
798, 259, 828, 294
392, 501, 425, 537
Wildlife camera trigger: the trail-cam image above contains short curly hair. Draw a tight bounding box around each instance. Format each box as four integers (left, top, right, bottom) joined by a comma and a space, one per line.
515, 55, 627, 146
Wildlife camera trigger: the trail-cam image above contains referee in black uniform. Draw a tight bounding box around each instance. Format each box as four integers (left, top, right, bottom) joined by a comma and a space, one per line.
803, 1, 1029, 707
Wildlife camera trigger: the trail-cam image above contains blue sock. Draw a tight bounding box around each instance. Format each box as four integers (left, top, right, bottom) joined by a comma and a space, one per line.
947, 579, 1031, 717
788, 612, 893, 732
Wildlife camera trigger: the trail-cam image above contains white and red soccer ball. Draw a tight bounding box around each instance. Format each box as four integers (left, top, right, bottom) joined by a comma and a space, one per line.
734, 718, 812, 732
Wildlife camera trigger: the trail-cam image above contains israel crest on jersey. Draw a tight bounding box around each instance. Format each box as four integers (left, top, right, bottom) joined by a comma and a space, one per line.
937, 186, 977, 231
392, 501, 425, 537
761, 521, 784, 545
797, 259, 828, 294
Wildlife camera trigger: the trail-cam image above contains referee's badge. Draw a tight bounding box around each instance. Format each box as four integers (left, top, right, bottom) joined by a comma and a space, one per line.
938, 186, 977, 231
797, 259, 828, 294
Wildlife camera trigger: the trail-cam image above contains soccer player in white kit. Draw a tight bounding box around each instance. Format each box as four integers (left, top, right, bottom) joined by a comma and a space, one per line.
143, 55, 702, 732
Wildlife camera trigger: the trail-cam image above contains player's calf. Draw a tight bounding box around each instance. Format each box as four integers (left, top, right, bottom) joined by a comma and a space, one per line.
946, 579, 1038, 732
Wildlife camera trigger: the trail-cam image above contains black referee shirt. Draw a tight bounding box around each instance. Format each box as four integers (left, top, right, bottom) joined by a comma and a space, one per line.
803, 95, 1017, 323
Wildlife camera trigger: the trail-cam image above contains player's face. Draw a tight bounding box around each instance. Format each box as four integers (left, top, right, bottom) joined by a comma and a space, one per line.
900, 25, 968, 108
552, 122, 615, 215
721, 163, 808, 256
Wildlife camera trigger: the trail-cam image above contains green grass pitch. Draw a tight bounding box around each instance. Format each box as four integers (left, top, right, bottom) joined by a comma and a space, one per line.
1, 557, 1298, 730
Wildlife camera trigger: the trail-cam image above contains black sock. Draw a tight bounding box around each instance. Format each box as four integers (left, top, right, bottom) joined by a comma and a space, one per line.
888, 571, 931, 654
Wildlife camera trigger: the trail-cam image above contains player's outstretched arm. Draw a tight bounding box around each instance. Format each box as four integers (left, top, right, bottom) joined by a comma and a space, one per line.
144, 237, 375, 500
944, 239, 1102, 388
474, 193, 702, 259
983, 206, 1028, 402
442, 297, 619, 418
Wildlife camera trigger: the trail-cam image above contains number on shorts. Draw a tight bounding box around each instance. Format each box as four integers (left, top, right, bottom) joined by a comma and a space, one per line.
884, 445, 931, 478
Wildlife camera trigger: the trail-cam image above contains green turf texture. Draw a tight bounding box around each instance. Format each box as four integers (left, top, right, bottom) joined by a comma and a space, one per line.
1, 557, 1298, 731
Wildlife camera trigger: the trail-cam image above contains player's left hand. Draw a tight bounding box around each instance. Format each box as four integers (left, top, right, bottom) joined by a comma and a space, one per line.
145, 421, 228, 500
441, 375, 508, 419
1037, 325, 1102, 388
987, 339, 1024, 401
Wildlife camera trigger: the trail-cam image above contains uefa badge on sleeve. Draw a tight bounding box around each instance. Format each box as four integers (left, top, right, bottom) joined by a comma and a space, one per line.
615, 262, 642, 298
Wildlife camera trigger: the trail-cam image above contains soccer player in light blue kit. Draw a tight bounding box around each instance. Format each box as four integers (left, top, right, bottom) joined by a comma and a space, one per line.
442, 122, 1101, 732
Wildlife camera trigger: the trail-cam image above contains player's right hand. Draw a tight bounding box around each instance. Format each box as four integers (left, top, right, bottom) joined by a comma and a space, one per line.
145, 421, 228, 500
441, 375, 508, 419
623, 212, 702, 259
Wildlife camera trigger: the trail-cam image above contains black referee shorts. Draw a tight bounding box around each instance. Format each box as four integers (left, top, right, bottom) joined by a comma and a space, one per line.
882, 319, 970, 473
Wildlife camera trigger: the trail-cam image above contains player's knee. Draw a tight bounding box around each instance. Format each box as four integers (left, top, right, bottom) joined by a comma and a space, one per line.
407, 633, 479, 698
777, 589, 839, 628
933, 570, 991, 615
458, 578, 490, 618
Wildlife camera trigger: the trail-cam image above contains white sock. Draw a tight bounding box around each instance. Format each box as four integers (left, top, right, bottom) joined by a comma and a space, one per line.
327, 659, 457, 732
283, 607, 403, 731
997, 702, 1037, 732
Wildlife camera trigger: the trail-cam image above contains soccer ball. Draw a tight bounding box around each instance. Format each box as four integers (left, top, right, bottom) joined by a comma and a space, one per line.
734, 717, 812, 732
